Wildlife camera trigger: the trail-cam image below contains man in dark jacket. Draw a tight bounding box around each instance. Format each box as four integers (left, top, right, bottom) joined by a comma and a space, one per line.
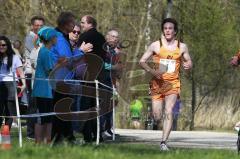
77, 15, 107, 142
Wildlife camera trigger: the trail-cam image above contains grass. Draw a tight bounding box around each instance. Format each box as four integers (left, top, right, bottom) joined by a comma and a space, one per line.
0, 128, 238, 159
0, 142, 239, 159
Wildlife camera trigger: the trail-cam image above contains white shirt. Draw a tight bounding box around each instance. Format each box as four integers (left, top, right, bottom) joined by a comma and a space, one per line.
24, 31, 36, 74
0, 55, 23, 81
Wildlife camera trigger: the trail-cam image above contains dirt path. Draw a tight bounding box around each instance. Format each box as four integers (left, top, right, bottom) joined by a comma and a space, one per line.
114, 129, 238, 150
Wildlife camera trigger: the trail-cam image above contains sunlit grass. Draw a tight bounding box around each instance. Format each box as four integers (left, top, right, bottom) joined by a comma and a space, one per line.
1, 128, 238, 159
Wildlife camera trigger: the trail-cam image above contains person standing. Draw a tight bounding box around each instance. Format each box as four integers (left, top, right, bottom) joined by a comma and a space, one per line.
139, 18, 192, 151
130, 97, 143, 129
24, 16, 45, 140
69, 24, 81, 49
51, 12, 92, 144
101, 29, 123, 137
172, 99, 181, 131
77, 15, 106, 142
69, 24, 82, 134
0, 36, 26, 129
32, 27, 58, 144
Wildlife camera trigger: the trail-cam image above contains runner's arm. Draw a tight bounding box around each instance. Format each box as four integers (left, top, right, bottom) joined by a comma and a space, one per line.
139, 42, 162, 79
181, 44, 192, 70
139, 43, 154, 73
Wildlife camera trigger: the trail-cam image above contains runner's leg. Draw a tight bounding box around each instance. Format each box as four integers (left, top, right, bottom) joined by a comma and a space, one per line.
162, 94, 177, 142
152, 99, 163, 129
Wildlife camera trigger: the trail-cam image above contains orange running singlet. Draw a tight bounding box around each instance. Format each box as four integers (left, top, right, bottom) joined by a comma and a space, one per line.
150, 40, 181, 100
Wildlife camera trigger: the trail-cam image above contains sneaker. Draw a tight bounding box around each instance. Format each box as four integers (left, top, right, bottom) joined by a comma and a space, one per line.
160, 143, 169, 151
12, 122, 18, 128
107, 129, 113, 135
27, 136, 35, 141
102, 131, 112, 137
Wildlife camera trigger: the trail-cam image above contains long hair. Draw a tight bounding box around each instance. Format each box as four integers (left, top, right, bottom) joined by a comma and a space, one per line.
0, 36, 15, 71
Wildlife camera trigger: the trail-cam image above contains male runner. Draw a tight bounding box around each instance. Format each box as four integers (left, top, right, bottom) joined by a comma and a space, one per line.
139, 18, 192, 151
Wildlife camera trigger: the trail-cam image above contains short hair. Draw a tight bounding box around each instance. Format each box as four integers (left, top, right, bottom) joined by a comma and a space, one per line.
161, 18, 178, 35
57, 12, 75, 27
74, 23, 81, 28
107, 28, 119, 34
31, 16, 45, 25
107, 29, 119, 38
85, 15, 97, 28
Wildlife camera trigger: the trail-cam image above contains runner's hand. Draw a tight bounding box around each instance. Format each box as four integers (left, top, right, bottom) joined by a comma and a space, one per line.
183, 61, 192, 70
230, 56, 239, 66
150, 70, 162, 79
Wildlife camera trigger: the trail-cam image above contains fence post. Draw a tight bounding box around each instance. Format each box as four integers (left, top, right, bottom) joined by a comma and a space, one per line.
95, 80, 100, 145
13, 72, 23, 147
112, 86, 116, 141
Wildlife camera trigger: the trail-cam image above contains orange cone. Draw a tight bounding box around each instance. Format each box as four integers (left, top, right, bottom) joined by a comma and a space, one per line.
1, 125, 11, 150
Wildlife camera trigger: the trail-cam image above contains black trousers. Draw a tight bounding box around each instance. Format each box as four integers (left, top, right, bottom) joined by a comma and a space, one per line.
80, 95, 97, 142
0, 81, 17, 129
51, 91, 75, 143
0, 100, 15, 128
25, 73, 36, 138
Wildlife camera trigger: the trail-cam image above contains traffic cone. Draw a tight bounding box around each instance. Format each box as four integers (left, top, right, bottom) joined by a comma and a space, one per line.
1, 125, 11, 150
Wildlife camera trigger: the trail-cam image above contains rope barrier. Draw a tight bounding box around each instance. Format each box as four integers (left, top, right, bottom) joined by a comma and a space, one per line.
0, 110, 98, 118
0, 71, 118, 147
0, 74, 97, 84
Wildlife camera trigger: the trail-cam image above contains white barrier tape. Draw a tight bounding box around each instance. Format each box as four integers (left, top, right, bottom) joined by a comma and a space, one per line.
98, 82, 114, 90
0, 110, 98, 118
0, 74, 113, 90
0, 75, 96, 84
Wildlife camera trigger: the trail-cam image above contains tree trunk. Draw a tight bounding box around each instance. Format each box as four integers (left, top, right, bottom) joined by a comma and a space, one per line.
166, 0, 173, 18
145, 0, 152, 50
190, 70, 196, 130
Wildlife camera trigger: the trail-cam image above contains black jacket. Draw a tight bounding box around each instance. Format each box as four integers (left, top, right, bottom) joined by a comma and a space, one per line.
77, 28, 106, 60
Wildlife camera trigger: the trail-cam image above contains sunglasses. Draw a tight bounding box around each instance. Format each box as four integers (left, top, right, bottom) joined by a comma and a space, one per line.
0, 44, 7, 47
72, 30, 80, 35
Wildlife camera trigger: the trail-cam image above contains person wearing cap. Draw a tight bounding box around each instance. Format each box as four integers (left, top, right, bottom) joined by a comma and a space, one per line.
32, 26, 58, 144
139, 18, 192, 151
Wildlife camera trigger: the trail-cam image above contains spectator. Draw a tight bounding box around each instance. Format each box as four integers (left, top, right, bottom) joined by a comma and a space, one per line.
101, 29, 124, 137
12, 40, 23, 59
24, 15, 45, 140
69, 24, 82, 134
172, 99, 181, 131
51, 12, 92, 144
0, 36, 26, 129
130, 96, 143, 129
77, 15, 106, 142
69, 24, 81, 49
32, 27, 58, 144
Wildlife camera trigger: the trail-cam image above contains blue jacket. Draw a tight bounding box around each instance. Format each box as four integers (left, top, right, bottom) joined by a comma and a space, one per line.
51, 28, 84, 65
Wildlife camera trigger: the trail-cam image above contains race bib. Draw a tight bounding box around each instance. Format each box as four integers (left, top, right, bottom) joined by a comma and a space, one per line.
159, 59, 176, 73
